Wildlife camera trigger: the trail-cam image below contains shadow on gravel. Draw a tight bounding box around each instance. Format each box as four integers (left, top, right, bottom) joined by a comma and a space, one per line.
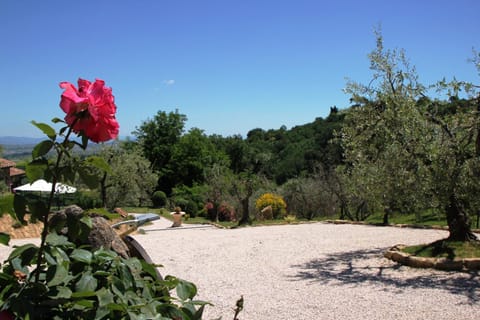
291, 248, 480, 304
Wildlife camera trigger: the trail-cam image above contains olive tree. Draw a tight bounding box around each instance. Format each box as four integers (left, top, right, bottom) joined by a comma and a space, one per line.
340, 30, 430, 225
340, 30, 479, 241
98, 145, 158, 209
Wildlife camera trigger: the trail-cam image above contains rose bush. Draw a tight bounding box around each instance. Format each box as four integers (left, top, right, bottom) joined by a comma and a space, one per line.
0, 79, 207, 319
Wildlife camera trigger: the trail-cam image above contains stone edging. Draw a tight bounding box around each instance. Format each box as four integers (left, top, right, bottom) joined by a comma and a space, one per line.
384, 245, 480, 271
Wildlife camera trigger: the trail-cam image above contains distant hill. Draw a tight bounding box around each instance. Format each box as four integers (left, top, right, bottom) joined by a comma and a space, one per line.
0, 136, 133, 161
0, 136, 43, 145
0, 136, 133, 145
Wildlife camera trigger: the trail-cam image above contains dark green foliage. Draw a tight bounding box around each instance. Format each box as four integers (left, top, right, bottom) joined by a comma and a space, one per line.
0, 226, 207, 319
133, 108, 345, 197
168, 128, 228, 189
1, 85, 209, 319
72, 191, 102, 210
133, 110, 187, 194
2, 194, 207, 319
171, 185, 207, 218
151, 190, 167, 208
0, 194, 14, 216
238, 108, 344, 184
173, 198, 188, 211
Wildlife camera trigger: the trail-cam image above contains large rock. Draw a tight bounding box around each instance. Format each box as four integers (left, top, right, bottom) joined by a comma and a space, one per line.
52, 205, 130, 258
88, 216, 130, 258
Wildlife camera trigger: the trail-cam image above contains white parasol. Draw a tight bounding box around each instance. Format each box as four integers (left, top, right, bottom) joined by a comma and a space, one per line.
14, 179, 77, 194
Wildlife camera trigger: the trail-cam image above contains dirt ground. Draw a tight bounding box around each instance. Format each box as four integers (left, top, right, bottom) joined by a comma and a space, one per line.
0, 212, 137, 240
0, 214, 43, 239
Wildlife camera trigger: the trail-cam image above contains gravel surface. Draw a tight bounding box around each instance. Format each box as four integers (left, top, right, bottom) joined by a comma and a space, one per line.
135, 220, 480, 320
2, 220, 480, 319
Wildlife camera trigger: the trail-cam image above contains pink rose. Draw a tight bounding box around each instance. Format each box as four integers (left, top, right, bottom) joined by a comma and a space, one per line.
59, 78, 119, 143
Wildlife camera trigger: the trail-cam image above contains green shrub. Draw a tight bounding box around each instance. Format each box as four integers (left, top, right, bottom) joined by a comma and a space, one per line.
186, 200, 198, 218
0, 183, 8, 194
173, 197, 188, 211
0, 212, 208, 319
255, 193, 287, 219
0, 193, 14, 216
171, 185, 207, 217
73, 190, 102, 209
151, 190, 167, 208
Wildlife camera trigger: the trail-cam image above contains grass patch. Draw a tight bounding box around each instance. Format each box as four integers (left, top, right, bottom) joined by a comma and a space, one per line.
364, 211, 446, 227
402, 239, 480, 259
0, 193, 15, 217
85, 207, 121, 220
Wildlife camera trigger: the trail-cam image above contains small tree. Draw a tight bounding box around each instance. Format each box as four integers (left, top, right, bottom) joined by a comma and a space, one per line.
98, 145, 158, 209
231, 172, 264, 225
203, 164, 234, 221
151, 190, 167, 208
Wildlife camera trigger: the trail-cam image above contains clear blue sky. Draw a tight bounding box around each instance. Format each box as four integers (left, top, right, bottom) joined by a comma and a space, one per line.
1, 0, 479, 139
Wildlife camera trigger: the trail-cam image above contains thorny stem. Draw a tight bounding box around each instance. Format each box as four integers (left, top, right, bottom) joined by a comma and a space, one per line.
34, 125, 75, 282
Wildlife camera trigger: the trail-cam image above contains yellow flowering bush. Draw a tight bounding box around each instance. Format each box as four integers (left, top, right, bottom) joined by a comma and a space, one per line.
255, 193, 287, 220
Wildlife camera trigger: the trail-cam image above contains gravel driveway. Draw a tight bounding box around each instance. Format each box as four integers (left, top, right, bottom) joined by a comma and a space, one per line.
2, 220, 479, 319
133, 220, 480, 320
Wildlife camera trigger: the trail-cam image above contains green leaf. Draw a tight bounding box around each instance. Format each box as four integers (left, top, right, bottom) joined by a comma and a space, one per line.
191, 304, 207, 320
80, 215, 93, 229
9, 243, 38, 268
51, 117, 64, 124
118, 264, 134, 290
77, 166, 99, 189
31, 121, 56, 139
70, 248, 93, 264
140, 260, 161, 280
47, 262, 69, 286
96, 287, 115, 307
85, 156, 112, 173
65, 214, 91, 243
71, 290, 97, 298
46, 232, 72, 247
59, 126, 68, 136
0, 232, 10, 246
32, 140, 54, 158
93, 270, 110, 277
75, 271, 97, 292
72, 299, 95, 309
44, 245, 71, 266
48, 286, 72, 299
81, 134, 89, 149
94, 307, 110, 320
26, 159, 49, 182
176, 279, 197, 301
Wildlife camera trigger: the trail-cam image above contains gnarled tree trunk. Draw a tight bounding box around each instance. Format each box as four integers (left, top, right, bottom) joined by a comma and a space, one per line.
446, 196, 478, 241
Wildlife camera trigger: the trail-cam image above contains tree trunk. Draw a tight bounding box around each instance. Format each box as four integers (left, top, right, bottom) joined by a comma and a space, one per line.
446, 196, 478, 241
238, 198, 250, 225
100, 172, 108, 208
383, 207, 391, 225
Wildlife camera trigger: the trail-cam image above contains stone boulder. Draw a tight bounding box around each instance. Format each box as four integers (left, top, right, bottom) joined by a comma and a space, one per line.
52, 205, 130, 258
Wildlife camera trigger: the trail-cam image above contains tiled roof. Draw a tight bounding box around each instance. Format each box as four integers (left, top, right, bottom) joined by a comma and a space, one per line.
0, 158, 16, 168
9, 167, 25, 177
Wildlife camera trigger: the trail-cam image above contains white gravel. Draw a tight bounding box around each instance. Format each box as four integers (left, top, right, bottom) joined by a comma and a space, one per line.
2, 220, 480, 320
